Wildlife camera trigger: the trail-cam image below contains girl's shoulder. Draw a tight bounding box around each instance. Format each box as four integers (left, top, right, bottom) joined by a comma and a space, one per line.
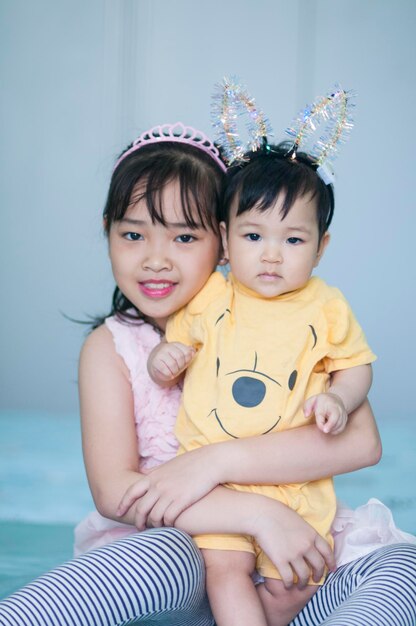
79, 322, 125, 376
81, 316, 161, 383
80, 322, 114, 359
78, 323, 132, 399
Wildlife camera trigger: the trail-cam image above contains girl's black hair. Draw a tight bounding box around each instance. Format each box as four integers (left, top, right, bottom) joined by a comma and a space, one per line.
92, 141, 225, 329
221, 142, 334, 242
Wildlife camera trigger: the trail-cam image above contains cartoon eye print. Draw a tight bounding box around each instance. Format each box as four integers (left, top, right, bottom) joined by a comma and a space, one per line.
208, 352, 297, 439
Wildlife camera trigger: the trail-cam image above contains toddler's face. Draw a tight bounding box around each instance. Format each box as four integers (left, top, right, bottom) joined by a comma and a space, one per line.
109, 179, 220, 330
221, 192, 329, 299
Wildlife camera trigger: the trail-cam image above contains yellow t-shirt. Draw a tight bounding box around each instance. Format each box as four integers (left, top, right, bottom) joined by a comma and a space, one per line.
166, 272, 376, 574
167, 272, 375, 447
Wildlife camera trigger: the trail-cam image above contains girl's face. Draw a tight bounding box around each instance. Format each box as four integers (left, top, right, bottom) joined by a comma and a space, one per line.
221, 191, 329, 299
109, 179, 220, 330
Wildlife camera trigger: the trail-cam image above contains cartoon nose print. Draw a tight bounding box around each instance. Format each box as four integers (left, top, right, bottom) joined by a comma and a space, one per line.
209, 352, 288, 439
232, 376, 266, 408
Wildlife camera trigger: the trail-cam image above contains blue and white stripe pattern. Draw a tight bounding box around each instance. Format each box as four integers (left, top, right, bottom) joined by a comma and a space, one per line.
0, 538, 415, 625
0, 528, 214, 626
292, 543, 416, 626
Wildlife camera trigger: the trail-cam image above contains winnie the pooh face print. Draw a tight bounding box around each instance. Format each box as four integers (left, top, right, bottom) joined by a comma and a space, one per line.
208, 351, 297, 439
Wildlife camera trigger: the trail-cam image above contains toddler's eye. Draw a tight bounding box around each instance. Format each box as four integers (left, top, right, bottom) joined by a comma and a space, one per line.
246, 233, 261, 241
176, 234, 195, 243
287, 237, 302, 244
124, 232, 143, 241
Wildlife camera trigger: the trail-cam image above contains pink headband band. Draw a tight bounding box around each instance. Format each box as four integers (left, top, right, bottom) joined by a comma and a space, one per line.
113, 122, 227, 173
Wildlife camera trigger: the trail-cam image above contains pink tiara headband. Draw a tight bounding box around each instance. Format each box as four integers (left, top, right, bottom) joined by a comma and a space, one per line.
113, 122, 227, 172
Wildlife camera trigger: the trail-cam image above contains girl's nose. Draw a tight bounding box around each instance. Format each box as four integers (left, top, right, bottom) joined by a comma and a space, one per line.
142, 247, 172, 272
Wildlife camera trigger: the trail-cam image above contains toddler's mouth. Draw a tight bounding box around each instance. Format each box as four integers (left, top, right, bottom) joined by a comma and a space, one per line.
258, 273, 282, 281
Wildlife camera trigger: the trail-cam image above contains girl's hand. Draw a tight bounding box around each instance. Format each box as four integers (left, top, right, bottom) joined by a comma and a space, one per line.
303, 392, 348, 435
148, 341, 195, 384
116, 446, 221, 529
250, 499, 335, 589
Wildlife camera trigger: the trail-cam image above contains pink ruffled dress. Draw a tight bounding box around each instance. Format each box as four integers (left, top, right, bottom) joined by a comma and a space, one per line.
74, 316, 181, 556
74, 316, 415, 564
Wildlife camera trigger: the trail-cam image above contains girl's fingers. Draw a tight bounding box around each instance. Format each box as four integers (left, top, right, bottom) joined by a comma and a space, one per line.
314, 534, 335, 571
303, 550, 325, 583
146, 496, 175, 528
277, 562, 295, 589
133, 491, 159, 531
162, 500, 187, 527
290, 557, 311, 589
117, 480, 149, 516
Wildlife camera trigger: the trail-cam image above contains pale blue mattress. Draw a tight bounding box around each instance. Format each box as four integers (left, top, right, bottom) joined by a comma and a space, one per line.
0, 410, 415, 599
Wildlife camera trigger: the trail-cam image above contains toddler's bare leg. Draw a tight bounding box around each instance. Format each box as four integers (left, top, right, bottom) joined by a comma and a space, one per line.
257, 578, 318, 626
202, 548, 267, 626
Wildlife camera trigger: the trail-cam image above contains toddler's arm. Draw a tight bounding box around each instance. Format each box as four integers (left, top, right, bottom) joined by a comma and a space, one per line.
304, 364, 373, 435
147, 340, 195, 387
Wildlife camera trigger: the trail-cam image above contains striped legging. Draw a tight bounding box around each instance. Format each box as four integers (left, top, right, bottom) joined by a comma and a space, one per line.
0, 529, 415, 626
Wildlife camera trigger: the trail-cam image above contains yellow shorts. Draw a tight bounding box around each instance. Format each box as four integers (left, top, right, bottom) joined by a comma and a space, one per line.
194, 481, 335, 585
195, 533, 327, 585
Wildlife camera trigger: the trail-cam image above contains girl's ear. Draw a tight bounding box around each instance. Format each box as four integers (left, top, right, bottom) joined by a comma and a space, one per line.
314, 231, 330, 267
219, 222, 229, 265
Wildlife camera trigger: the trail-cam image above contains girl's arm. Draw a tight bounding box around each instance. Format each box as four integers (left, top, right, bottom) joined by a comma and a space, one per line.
79, 324, 147, 524
118, 397, 381, 528
173, 486, 335, 587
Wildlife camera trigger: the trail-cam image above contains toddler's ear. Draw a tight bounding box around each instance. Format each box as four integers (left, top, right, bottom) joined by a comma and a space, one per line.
314, 231, 330, 267
219, 222, 229, 261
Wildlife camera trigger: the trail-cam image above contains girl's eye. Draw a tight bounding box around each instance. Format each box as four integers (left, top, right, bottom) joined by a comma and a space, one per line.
124, 232, 143, 241
176, 234, 195, 243
287, 237, 302, 245
246, 233, 261, 241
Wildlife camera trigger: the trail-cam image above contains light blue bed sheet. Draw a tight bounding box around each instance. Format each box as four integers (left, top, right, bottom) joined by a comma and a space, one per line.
0, 410, 415, 599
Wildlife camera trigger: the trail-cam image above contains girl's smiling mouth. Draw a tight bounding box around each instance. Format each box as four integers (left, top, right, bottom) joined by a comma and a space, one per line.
139, 280, 177, 298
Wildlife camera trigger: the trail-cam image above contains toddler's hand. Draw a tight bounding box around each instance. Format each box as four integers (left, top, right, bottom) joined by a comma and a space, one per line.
304, 392, 348, 435
148, 341, 195, 384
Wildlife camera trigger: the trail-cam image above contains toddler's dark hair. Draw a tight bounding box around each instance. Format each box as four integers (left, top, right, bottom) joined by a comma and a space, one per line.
221, 142, 334, 242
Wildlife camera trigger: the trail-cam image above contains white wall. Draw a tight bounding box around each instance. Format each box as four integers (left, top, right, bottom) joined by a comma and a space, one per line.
1, 0, 415, 422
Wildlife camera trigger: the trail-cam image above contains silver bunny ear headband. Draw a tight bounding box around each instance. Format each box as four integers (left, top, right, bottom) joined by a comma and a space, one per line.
211, 76, 355, 185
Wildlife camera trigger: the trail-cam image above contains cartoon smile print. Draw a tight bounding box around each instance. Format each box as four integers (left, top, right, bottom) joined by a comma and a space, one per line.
208, 352, 297, 439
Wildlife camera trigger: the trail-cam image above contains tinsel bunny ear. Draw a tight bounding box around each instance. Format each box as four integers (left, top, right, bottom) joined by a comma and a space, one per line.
211, 76, 273, 165
285, 85, 355, 184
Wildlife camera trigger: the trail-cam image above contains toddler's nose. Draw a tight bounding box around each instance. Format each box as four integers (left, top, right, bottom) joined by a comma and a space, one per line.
261, 243, 282, 263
